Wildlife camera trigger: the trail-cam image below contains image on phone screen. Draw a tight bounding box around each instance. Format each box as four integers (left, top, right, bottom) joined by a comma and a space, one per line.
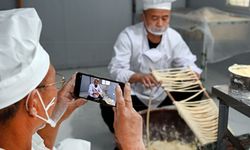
74, 73, 124, 107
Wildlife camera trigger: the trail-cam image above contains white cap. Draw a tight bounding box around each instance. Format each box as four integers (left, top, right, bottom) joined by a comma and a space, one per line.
0, 8, 50, 109
143, 0, 176, 10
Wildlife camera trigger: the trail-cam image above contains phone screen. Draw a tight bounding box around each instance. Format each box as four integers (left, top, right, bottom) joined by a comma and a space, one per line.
74, 72, 124, 107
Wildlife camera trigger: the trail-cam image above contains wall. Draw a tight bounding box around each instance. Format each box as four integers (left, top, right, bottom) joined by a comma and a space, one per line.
0, 0, 131, 69
186, 0, 225, 9
1, 0, 249, 69
0, 0, 15, 9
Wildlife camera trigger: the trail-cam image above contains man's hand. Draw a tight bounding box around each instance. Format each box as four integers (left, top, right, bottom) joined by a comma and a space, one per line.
129, 73, 160, 88
113, 83, 145, 150
57, 74, 87, 123
93, 92, 100, 97
37, 74, 87, 149
195, 72, 201, 79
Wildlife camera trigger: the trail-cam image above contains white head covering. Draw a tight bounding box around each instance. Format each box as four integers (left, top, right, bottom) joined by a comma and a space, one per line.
143, 0, 176, 10
0, 8, 50, 109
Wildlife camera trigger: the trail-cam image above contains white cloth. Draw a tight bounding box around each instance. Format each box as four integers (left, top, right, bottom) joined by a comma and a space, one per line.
55, 138, 91, 150
32, 133, 50, 150
0, 8, 50, 109
32, 133, 91, 150
143, 0, 175, 10
108, 22, 202, 107
88, 83, 103, 98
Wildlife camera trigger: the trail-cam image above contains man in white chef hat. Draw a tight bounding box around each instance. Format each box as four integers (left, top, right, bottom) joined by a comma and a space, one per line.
0, 8, 145, 150
101, 0, 202, 137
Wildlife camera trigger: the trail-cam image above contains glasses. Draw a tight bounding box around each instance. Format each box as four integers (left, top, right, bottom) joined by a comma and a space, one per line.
37, 72, 66, 89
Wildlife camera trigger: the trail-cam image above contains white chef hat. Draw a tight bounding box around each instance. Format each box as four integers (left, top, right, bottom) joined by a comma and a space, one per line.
143, 0, 176, 10
0, 8, 50, 109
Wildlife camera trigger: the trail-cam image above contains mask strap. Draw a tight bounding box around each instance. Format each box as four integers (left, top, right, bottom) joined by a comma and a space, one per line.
36, 90, 50, 119
35, 91, 57, 127
25, 89, 57, 127
25, 89, 40, 111
34, 114, 56, 127
35, 114, 49, 122
25, 91, 32, 111
142, 14, 149, 29
45, 97, 56, 111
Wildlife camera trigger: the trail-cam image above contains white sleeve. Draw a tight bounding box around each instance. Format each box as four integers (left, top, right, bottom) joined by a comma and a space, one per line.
171, 33, 202, 74
32, 133, 50, 150
108, 31, 135, 83
98, 85, 102, 93
88, 84, 93, 96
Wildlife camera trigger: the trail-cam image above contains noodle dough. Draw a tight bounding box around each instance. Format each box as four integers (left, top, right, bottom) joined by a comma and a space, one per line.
229, 64, 250, 77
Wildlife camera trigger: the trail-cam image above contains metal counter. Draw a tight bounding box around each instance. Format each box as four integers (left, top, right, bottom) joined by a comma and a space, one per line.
212, 85, 250, 150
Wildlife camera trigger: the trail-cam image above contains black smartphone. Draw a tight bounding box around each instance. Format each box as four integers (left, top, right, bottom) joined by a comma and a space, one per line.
74, 72, 124, 107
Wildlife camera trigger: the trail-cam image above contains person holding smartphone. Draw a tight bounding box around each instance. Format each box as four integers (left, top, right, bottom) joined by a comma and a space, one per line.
0, 8, 145, 150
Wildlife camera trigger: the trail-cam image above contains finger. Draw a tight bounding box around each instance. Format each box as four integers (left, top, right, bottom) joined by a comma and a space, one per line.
61, 74, 76, 92
142, 79, 148, 88
195, 73, 200, 79
74, 99, 86, 107
60, 91, 74, 100
149, 74, 159, 86
75, 98, 87, 106
144, 76, 152, 88
58, 75, 76, 99
142, 77, 150, 88
68, 99, 86, 113
113, 107, 117, 125
124, 83, 133, 109
158, 80, 163, 85
115, 85, 125, 111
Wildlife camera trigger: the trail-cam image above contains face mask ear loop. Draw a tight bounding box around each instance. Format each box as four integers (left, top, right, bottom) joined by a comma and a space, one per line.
25, 90, 57, 127
25, 90, 53, 123
143, 13, 149, 31
35, 114, 50, 123
45, 97, 56, 111
25, 92, 32, 111
36, 90, 50, 120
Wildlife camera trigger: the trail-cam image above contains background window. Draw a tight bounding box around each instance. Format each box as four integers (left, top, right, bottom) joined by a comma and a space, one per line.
228, 0, 250, 7
102, 80, 110, 85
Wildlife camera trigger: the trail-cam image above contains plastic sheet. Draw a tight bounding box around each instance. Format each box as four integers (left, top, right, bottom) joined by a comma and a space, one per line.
170, 7, 250, 79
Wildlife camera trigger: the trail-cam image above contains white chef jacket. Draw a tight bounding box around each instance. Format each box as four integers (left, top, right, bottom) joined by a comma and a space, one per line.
108, 22, 202, 107
88, 83, 103, 98
32, 133, 91, 150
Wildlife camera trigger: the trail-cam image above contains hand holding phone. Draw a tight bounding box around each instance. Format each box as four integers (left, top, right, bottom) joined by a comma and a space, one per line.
74, 72, 124, 107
